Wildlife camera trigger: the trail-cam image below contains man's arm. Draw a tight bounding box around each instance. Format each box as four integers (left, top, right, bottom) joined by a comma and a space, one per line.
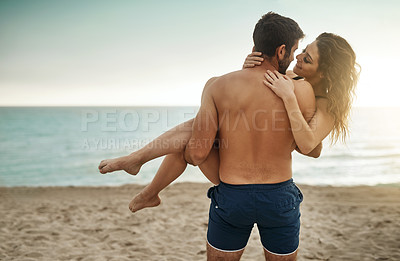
184, 77, 219, 166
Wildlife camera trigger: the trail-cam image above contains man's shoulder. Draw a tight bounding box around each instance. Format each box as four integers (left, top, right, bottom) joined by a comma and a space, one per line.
203, 77, 221, 96
216, 69, 251, 81
204, 70, 243, 90
202, 76, 224, 99
205, 76, 219, 86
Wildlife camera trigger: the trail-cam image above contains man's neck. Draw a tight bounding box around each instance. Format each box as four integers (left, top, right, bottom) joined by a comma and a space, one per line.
249, 58, 281, 74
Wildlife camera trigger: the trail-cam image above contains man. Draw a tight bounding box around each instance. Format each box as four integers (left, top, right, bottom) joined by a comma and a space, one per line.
184, 12, 317, 261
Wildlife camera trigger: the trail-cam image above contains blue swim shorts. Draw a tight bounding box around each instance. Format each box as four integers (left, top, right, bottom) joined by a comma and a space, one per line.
207, 179, 303, 255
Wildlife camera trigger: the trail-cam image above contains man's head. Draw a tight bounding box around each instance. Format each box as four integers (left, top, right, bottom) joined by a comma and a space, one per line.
253, 12, 304, 73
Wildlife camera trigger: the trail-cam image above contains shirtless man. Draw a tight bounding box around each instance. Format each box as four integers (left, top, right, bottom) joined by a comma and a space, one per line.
184, 12, 316, 261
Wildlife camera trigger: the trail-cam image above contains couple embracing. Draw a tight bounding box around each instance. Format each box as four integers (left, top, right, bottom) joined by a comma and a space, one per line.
99, 12, 359, 260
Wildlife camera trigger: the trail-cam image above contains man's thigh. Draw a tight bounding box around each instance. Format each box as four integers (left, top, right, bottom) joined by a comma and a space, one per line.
207, 243, 245, 261
264, 249, 297, 261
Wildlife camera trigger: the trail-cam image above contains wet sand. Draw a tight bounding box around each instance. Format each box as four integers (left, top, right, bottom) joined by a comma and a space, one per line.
1, 182, 399, 260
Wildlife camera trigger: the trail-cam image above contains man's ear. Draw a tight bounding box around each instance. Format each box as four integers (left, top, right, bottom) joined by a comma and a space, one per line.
276, 44, 286, 60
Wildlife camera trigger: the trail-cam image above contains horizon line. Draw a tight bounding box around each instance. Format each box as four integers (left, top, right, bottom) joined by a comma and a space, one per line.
1, 105, 400, 109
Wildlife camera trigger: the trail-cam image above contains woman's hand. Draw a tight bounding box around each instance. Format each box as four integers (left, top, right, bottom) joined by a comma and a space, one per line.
263, 70, 296, 102
242, 52, 264, 69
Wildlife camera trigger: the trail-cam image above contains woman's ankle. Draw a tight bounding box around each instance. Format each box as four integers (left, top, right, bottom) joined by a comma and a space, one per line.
128, 150, 146, 165
140, 185, 159, 200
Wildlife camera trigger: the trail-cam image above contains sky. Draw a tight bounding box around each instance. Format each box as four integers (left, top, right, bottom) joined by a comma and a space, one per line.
1, 0, 399, 107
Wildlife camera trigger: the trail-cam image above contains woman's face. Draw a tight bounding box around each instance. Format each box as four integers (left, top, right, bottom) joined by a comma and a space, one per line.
293, 40, 321, 83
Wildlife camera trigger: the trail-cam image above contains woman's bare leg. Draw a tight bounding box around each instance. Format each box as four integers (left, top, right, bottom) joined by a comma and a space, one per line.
98, 119, 194, 175
98, 117, 220, 212
129, 147, 220, 212
129, 152, 187, 212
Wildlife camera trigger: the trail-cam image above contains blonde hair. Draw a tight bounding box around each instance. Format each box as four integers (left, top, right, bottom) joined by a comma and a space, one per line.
316, 33, 361, 144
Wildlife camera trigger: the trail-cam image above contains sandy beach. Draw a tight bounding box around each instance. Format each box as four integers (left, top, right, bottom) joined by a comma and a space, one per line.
1, 182, 399, 261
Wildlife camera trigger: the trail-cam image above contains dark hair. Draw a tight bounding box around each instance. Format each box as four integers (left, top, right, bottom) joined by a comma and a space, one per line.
253, 12, 304, 58
316, 32, 360, 144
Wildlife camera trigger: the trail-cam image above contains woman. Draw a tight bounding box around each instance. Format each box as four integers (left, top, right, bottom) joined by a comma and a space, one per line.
98, 32, 360, 212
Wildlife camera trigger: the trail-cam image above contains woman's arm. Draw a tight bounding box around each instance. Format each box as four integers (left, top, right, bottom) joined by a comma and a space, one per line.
242, 53, 327, 155
295, 142, 322, 158
242, 51, 264, 69
264, 70, 334, 154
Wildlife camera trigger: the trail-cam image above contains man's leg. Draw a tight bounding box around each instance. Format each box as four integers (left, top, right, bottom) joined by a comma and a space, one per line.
257, 181, 303, 261
263, 249, 297, 261
206, 182, 254, 261
207, 243, 244, 261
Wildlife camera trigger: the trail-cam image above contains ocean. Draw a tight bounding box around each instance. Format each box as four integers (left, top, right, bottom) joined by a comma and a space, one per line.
0, 107, 399, 187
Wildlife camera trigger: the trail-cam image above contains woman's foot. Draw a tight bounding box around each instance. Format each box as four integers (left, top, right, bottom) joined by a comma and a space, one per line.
129, 191, 161, 213
98, 154, 143, 175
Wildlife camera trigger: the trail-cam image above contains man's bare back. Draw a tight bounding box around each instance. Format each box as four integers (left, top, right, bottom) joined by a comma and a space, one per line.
207, 65, 315, 184
181, 12, 312, 260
